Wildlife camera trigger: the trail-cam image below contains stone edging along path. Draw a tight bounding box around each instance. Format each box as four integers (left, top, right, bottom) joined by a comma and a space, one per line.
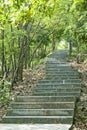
0, 50, 82, 130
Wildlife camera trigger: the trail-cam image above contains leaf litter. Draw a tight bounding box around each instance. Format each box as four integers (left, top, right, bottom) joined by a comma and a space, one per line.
70, 61, 87, 130
0, 64, 46, 121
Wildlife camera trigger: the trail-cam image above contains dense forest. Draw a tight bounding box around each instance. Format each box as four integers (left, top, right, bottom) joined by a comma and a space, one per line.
0, 0, 87, 105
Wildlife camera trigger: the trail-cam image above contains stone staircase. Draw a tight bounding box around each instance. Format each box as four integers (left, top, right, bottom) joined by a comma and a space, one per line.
1, 50, 81, 129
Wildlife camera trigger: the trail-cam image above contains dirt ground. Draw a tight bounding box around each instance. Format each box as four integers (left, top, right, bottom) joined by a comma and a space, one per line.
71, 62, 87, 130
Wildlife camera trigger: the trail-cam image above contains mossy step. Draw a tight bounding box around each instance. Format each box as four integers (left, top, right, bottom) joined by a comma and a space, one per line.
7, 109, 74, 116
2, 115, 73, 124
15, 96, 76, 102
10, 102, 75, 109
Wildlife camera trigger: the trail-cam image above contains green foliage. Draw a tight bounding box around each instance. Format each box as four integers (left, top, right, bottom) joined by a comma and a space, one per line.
0, 0, 87, 97
84, 58, 87, 64
0, 81, 11, 105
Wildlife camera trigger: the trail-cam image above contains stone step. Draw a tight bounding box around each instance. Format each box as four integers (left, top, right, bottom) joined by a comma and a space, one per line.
46, 67, 71, 69
46, 59, 69, 61
50, 53, 68, 55
47, 62, 70, 64
32, 92, 80, 96
36, 83, 81, 88
45, 76, 80, 80
39, 79, 81, 82
38, 79, 81, 84
49, 55, 66, 59
46, 66, 73, 69
10, 102, 75, 109
46, 64, 70, 66
49, 53, 67, 56
1, 50, 81, 125
45, 67, 78, 74
45, 74, 81, 79
46, 70, 77, 73
46, 73, 79, 76
48, 55, 66, 59
46, 73, 79, 75
32, 88, 81, 93
46, 62, 69, 64
15, 96, 76, 102
2, 115, 73, 124
46, 65, 71, 68
45, 63, 71, 70
48, 53, 68, 56
48, 54, 68, 56
46, 72, 79, 76
33, 88, 81, 92
46, 67, 76, 69
44, 76, 80, 80
47, 55, 67, 57
0, 124, 72, 130
45, 68, 78, 71
48, 51, 67, 54
35, 86, 81, 90
7, 109, 74, 116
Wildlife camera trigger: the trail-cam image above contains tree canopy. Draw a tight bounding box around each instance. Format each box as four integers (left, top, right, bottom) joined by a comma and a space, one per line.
0, 0, 87, 104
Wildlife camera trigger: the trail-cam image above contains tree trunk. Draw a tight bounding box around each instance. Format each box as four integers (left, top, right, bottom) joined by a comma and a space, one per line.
69, 41, 72, 56
17, 40, 24, 81
10, 43, 24, 90
76, 41, 80, 63
52, 34, 56, 51
1, 30, 5, 77
1, 29, 5, 88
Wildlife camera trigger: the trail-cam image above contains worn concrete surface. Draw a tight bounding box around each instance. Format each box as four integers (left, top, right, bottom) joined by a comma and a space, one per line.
0, 124, 71, 130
